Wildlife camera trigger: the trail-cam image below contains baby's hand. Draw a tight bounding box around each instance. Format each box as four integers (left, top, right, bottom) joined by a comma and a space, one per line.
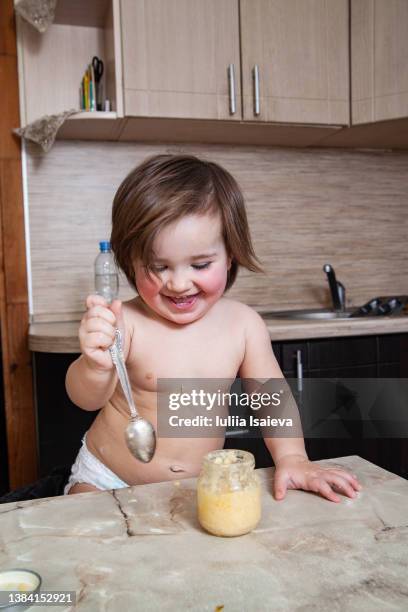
273, 454, 362, 503
79, 294, 122, 372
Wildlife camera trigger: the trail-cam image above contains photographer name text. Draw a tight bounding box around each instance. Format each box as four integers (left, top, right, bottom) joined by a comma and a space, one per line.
168, 415, 293, 427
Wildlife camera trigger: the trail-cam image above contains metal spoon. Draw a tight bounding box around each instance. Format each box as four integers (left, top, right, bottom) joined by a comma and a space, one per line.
109, 329, 156, 463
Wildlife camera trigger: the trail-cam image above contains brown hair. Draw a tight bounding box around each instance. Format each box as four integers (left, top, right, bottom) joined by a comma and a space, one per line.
110, 154, 262, 291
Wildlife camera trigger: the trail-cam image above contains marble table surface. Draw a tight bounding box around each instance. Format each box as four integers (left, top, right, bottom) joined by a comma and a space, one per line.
1, 456, 407, 611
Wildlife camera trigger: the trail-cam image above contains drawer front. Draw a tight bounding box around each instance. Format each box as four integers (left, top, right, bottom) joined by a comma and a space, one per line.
309, 336, 376, 370
378, 334, 404, 365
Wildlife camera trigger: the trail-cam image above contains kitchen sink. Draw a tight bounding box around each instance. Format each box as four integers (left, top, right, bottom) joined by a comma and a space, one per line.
260, 296, 408, 321
261, 308, 360, 320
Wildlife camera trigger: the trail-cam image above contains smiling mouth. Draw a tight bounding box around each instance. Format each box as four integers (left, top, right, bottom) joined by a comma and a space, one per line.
164, 293, 200, 308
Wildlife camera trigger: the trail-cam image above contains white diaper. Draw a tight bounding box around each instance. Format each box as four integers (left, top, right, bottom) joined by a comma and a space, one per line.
64, 433, 128, 494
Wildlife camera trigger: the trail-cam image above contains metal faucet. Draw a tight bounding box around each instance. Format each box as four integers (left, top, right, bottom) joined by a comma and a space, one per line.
323, 264, 346, 312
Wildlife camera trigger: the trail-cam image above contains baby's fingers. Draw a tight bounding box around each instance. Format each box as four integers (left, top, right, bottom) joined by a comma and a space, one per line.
326, 469, 362, 491
86, 293, 109, 309
84, 331, 115, 351
82, 318, 115, 339
323, 474, 358, 500
83, 304, 116, 327
310, 478, 340, 503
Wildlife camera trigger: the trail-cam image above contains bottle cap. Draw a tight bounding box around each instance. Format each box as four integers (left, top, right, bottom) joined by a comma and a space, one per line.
99, 240, 111, 252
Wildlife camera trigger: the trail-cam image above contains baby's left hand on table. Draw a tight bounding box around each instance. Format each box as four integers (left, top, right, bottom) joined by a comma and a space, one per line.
273, 454, 362, 503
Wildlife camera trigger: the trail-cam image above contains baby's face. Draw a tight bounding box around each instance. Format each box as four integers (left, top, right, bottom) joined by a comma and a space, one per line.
134, 212, 231, 325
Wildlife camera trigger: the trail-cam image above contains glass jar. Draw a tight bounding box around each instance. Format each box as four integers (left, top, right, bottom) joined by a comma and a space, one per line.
197, 449, 261, 537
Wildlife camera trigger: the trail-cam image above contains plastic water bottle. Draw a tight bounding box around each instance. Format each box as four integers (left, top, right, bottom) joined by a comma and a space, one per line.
94, 241, 119, 303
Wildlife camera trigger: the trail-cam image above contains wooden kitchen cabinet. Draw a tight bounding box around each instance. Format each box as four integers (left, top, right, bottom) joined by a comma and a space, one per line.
15, 0, 408, 145
240, 0, 350, 125
121, 0, 241, 120
352, 0, 408, 124
122, 0, 348, 125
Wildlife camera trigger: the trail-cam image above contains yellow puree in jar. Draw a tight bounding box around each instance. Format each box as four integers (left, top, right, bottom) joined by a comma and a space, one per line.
197, 485, 261, 537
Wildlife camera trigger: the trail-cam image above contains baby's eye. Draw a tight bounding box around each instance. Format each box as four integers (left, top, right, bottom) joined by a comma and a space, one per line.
192, 262, 211, 270
151, 264, 167, 273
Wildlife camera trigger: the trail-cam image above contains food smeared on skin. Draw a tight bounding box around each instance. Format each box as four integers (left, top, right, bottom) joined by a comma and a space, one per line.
170, 465, 186, 473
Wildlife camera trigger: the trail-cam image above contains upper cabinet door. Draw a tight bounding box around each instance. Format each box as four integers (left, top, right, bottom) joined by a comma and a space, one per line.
352, 0, 408, 124
121, 0, 241, 120
240, 0, 349, 125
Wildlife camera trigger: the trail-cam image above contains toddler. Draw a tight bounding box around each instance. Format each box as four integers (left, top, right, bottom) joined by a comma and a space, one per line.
65, 154, 361, 501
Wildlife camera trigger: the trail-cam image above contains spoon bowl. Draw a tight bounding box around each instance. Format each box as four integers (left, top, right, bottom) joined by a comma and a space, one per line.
125, 417, 156, 463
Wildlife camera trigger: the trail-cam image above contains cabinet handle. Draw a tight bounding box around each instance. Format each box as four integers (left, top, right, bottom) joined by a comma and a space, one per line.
253, 64, 260, 116
296, 349, 303, 392
228, 64, 236, 115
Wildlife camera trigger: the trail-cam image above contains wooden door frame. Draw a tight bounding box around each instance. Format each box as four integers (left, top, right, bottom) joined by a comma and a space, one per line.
0, 0, 38, 489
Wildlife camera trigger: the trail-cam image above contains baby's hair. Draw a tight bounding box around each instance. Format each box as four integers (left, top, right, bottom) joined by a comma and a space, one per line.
111, 154, 262, 291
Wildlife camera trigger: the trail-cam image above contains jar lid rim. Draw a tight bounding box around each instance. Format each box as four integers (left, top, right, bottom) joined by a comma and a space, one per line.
203, 449, 255, 467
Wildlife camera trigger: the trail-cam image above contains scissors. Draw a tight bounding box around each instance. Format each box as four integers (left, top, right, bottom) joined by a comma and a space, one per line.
92, 56, 104, 83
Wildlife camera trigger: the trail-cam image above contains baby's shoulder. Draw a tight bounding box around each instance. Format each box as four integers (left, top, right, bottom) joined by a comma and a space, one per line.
122, 296, 157, 325
219, 299, 271, 355
218, 298, 266, 329
121, 296, 144, 317
120, 297, 150, 341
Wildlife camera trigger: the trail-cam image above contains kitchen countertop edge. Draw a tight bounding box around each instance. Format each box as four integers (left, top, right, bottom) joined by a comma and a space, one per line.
29, 316, 408, 353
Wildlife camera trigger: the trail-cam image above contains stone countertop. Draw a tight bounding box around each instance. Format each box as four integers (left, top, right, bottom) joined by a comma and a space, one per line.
29, 316, 408, 353
263, 313, 408, 341
1, 456, 407, 611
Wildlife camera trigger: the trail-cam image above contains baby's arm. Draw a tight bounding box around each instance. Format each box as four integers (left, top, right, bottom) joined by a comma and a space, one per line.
238, 308, 308, 462
239, 308, 361, 502
65, 295, 123, 410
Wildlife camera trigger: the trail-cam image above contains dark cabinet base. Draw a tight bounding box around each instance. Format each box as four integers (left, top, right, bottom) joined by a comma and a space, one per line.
34, 353, 97, 477
273, 333, 408, 479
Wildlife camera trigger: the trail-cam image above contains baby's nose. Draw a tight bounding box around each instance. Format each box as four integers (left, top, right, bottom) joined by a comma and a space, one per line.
166, 271, 192, 293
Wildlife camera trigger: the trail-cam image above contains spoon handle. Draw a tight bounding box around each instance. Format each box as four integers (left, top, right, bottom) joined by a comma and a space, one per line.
109, 329, 138, 420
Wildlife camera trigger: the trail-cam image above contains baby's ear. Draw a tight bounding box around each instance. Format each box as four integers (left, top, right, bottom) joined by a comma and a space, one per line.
227, 255, 233, 270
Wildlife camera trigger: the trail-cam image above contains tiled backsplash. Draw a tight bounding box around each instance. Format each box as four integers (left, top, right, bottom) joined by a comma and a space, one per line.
26, 141, 408, 321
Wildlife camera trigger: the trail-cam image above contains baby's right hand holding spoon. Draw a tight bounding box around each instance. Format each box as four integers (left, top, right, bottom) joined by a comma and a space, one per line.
79, 294, 122, 372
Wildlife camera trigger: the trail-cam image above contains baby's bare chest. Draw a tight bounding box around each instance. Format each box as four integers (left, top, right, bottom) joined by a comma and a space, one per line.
128, 321, 244, 390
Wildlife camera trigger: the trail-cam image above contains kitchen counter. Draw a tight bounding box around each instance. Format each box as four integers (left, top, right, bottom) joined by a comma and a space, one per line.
29, 315, 408, 352
0, 456, 407, 611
